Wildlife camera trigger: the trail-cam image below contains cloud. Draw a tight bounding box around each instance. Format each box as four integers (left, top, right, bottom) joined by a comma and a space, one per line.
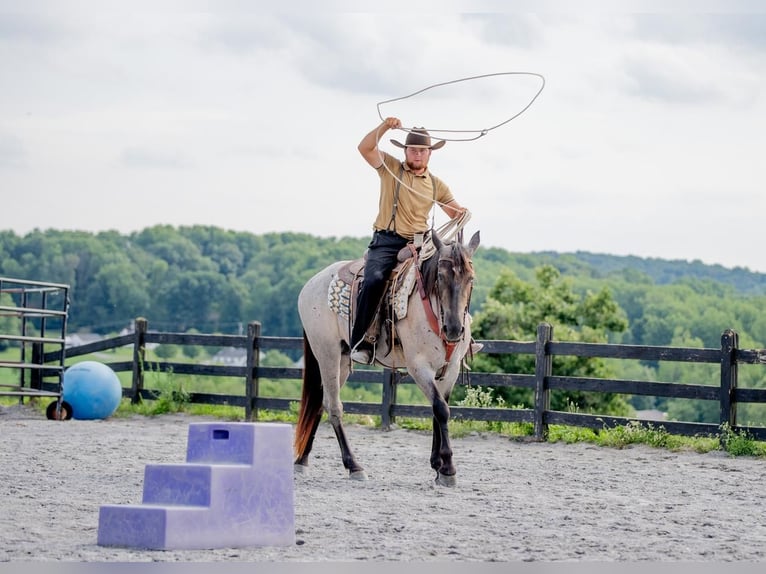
629, 13, 766, 52
2, 8, 766, 273
0, 132, 25, 168
198, 13, 391, 94
620, 53, 725, 104
460, 13, 546, 49
0, 12, 65, 44
200, 12, 285, 53
120, 147, 193, 169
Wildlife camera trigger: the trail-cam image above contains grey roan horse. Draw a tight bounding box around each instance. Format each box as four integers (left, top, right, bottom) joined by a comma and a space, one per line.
293, 230, 480, 485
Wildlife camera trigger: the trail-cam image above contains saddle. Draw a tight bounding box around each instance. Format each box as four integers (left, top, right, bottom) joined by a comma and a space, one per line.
327, 245, 419, 344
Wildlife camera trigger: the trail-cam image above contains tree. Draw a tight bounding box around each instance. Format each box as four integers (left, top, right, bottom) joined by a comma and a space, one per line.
0, 292, 20, 351
182, 328, 201, 359
154, 344, 178, 359
153, 270, 245, 333
80, 262, 152, 333
471, 265, 632, 415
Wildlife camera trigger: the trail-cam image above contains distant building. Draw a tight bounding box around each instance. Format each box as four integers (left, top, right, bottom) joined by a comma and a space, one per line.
119, 324, 157, 349
65, 333, 103, 348
210, 347, 246, 366
635, 409, 667, 421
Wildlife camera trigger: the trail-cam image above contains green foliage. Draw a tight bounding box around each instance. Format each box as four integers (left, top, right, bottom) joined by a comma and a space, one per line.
548, 425, 598, 444
0, 226, 367, 335
142, 364, 191, 415
181, 329, 201, 359
456, 385, 507, 434
459, 385, 506, 409
154, 344, 179, 359
392, 388, 534, 438
261, 349, 296, 367
472, 265, 632, 416
595, 421, 672, 449
0, 292, 19, 351
719, 423, 766, 456
385, 414, 761, 457
4, 225, 766, 349
5, 225, 766, 427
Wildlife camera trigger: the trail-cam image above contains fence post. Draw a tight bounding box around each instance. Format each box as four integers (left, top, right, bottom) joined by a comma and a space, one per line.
245, 321, 261, 422
131, 317, 147, 404
534, 322, 553, 441
30, 341, 43, 390
381, 368, 399, 430
719, 328, 739, 444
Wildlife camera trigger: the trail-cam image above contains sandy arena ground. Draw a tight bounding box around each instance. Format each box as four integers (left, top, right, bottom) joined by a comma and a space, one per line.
1, 403, 765, 563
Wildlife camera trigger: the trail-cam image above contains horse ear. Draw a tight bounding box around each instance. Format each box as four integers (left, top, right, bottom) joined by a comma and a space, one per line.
466, 230, 480, 256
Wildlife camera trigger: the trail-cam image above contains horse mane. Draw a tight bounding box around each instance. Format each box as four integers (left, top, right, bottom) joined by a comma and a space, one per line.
420, 239, 472, 298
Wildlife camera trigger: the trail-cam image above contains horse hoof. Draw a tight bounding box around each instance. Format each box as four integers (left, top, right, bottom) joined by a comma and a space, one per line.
294, 463, 309, 474
349, 469, 368, 481
435, 472, 457, 487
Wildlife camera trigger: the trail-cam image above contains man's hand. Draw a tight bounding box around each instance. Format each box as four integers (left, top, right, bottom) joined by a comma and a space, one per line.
383, 117, 402, 130
359, 117, 402, 168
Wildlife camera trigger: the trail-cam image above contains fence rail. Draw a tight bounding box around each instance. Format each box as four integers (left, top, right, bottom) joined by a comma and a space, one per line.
25, 317, 766, 442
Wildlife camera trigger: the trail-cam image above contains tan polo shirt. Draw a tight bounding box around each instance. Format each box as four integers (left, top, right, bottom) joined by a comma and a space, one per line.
372, 152, 455, 240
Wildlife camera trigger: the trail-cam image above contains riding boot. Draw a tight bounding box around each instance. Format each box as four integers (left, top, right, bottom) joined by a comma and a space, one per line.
350, 281, 386, 364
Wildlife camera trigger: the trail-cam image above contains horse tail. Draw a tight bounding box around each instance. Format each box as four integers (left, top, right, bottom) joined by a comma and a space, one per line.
294, 330, 324, 459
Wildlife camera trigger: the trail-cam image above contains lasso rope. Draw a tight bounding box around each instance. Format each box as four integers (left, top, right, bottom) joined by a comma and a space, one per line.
373, 71, 546, 257
377, 71, 546, 142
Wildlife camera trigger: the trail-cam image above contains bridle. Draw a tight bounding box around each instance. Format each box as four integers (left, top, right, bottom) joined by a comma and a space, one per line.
410, 243, 474, 363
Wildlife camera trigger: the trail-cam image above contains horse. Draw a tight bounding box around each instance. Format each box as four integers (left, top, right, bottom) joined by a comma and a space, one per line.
293, 229, 480, 486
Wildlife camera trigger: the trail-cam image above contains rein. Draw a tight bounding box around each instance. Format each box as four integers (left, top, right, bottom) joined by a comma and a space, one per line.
408, 243, 465, 363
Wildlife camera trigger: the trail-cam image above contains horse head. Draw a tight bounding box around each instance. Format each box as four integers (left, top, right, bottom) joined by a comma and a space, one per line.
426, 230, 480, 343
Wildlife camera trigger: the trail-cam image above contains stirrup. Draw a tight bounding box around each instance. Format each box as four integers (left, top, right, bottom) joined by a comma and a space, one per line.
462, 340, 483, 371
350, 341, 375, 365
351, 349, 374, 365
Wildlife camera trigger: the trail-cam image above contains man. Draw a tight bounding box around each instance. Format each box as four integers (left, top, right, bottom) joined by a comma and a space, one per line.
349, 116, 468, 364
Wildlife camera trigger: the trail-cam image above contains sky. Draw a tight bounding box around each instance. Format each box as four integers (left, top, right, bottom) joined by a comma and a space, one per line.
2, 3, 766, 272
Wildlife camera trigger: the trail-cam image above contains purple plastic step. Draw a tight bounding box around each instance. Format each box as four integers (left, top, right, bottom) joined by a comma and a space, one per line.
97, 422, 295, 549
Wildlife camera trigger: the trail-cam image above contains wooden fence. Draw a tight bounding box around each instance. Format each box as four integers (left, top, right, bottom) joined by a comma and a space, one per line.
36, 317, 766, 442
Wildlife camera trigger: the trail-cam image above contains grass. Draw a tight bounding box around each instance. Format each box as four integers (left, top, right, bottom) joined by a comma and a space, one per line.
393, 414, 759, 456
3, 353, 765, 458
6, 392, 763, 457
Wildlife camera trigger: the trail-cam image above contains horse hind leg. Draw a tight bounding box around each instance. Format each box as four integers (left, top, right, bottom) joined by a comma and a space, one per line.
328, 417, 367, 480
326, 353, 368, 480
295, 376, 367, 479
294, 415, 322, 472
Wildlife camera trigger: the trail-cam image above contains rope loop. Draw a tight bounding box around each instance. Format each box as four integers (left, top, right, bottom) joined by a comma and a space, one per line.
373, 71, 545, 233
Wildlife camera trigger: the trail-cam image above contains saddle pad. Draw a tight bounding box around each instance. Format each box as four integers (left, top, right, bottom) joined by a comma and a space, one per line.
327, 256, 417, 321
393, 263, 417, 320
328, 273, 352, 319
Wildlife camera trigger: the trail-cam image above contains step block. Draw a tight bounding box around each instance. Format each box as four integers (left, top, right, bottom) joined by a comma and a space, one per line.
142, 463, 214, 506
97, 505, 209, 550
97, 422, 295, 550
186, 422, 289, 465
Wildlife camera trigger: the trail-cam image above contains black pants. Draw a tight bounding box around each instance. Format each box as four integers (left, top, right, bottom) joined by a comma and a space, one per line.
350, 230, 409, 349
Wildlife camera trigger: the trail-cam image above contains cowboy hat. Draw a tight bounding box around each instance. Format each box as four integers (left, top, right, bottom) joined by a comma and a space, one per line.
390, 127, 446, 150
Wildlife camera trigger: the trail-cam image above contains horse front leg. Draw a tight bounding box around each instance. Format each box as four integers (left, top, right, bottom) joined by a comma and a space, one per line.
430, 391, 456, 486
430, 417, 441, 472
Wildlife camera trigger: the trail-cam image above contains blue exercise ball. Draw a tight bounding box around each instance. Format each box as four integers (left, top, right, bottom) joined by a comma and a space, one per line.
62, 361, 123, 420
